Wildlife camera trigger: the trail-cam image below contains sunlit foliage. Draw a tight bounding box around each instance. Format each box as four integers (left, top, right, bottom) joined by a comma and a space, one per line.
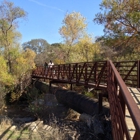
94, 0, 140, 60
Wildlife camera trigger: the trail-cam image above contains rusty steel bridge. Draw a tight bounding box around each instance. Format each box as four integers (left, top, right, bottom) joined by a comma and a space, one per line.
32, 60, 140, 140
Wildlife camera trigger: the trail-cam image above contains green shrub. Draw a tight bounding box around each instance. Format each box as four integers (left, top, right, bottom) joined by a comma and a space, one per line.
83, 91, 94, 98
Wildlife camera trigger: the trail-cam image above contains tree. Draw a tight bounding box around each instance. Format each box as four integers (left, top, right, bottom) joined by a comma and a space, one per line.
13, 48, 36, 91
22, 39, 52, 65
0, 43, 36, 91
0, 0, 27, 72
77, 35, 101, 62
51, 43, 61, 48
59, 12, 87, 62
22, 39, 50, 54
50, 43, 65, 64
94, 0, 140, 59
0, 1, 36, 105
0, 55, 15, 107
0, 55, 14, 86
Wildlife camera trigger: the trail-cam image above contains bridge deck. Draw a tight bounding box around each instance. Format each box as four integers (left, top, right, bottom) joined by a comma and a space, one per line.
126, 87, 140, 139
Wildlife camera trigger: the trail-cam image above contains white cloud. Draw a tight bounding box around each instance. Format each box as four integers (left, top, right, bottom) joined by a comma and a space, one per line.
29, 0, 64, 12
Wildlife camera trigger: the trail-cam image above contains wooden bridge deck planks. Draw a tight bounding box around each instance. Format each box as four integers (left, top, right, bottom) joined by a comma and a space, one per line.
126, 87, 140, 139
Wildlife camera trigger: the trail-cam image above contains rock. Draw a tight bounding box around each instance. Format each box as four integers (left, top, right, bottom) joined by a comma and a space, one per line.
65, 109, 80, 120
92, 116, 104, 135
45, 94, 58, 107
10, 125, 17, 131
38, 99, 44, 105
32, 99, 45, 105
13, 117, 37, 124
79, 113, 92, 127
79, 114, 104, 135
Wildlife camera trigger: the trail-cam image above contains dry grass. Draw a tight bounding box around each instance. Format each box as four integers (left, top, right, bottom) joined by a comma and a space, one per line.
0, 114, 69, 140
0, 116, 28, 140
0, 117, 66, 140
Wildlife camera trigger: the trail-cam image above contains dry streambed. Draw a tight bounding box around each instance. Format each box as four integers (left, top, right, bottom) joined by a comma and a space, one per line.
0, 94, 112, 140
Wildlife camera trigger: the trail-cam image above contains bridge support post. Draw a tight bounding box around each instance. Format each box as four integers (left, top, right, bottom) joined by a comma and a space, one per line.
98, 91, 108, 113
99, 93, 103, 113
70, 83, 72, 90
49, 81, 52, 92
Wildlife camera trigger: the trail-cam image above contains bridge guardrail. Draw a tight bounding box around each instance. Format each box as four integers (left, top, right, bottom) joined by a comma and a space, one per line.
32, 61, 108, 89
32, 61, 140, 88
114, 61, 139, 87
108, 60, 140, 140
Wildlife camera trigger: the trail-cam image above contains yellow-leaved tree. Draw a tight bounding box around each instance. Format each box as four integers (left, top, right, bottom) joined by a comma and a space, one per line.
0, 1, 36, 105
59, 12, 87, 62
59, 12, 101, 63
0, 55, 15, 86
0, 55, 15, 108
73, 34, 101, 62
0, 0, 26, 73
13, 48, 36, 91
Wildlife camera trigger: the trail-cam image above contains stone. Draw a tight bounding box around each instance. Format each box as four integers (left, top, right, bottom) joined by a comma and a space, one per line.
79, 113, 92, 127
10, 125, 17, 131
45, 94, 58, 107
65, 109, 80, 120
13, 117, 37, 123
92, 116, 104, 135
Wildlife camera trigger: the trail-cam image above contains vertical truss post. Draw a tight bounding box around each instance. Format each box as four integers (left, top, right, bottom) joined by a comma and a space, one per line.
70, 83, 72, 90
137, 60, 140, 88
98, 93, 103, 113
49, 80, 52, 93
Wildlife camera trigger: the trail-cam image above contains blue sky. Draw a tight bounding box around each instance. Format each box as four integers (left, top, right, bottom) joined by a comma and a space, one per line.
6, 0, 104, 44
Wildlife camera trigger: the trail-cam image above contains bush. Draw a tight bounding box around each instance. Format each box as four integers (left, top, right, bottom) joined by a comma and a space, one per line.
83, 91, 94, 98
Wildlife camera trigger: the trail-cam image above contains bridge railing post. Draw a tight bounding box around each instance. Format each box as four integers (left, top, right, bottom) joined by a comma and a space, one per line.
85, 63, 88, 86
76, 63, 78, 82
94, 62, 97, 85
69, 64, 71, 80
58, 65, 60, 79
137, 60, 140, 88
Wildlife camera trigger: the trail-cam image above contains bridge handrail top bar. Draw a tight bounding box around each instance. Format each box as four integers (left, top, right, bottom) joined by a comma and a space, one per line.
109, 60, 140, 132
113, 60, 138, 63
35, 60, 139, 67
35, 61, 108, 67
52, 61, 106, 66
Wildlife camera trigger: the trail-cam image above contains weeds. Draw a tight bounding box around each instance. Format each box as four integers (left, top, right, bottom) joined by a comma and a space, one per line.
0, 114, 69, 140
0, 116, 13, 128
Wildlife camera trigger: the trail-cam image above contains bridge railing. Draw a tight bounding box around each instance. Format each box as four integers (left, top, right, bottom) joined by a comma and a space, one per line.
32, 61, 108, 88
114, 61, 140, 87
107, 60, 140, 140
32, 61, 140, 88
32, 66, 44, 76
